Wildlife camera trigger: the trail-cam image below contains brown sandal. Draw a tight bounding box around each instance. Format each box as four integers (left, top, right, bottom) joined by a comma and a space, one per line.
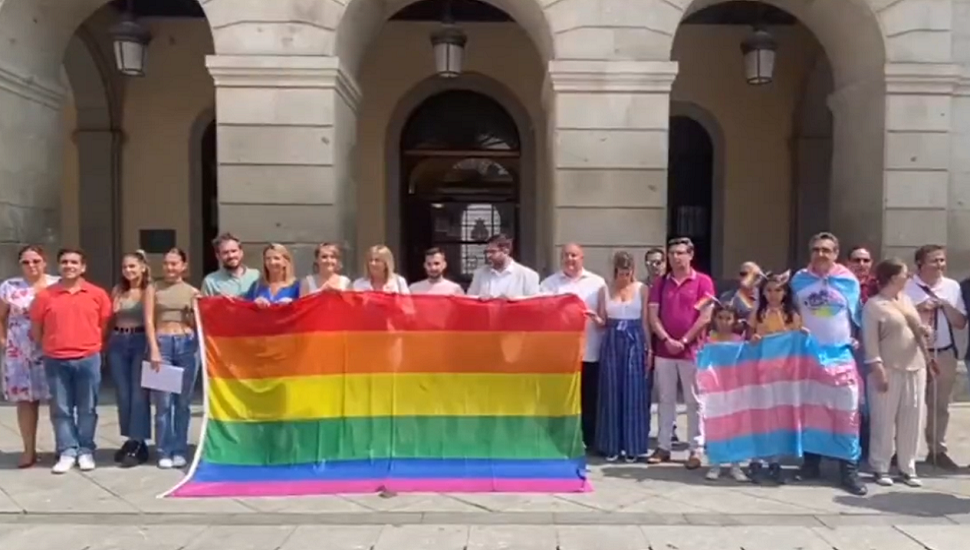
685, 454, 702, 470
17, 453, 38, 469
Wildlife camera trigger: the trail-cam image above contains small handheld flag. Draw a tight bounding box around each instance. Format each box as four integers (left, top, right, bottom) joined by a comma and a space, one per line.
740, 270, 767, 289
694, 293, 719, 311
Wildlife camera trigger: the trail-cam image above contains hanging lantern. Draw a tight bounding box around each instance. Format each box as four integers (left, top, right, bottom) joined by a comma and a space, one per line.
431, 24, 467, 78
740, 27, 777, 85
110, 11, 152, 77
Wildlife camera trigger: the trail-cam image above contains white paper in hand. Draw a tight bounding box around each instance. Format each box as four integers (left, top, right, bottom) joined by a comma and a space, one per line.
141, 361, 184, 394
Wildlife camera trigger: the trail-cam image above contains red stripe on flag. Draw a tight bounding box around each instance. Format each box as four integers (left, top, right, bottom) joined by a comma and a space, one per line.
198, 292, 587, 338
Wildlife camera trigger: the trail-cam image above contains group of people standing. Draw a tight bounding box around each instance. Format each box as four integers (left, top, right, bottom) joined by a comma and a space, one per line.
556, 233, 970, 497
1, 229, 967, 499
0, 232, 540, 474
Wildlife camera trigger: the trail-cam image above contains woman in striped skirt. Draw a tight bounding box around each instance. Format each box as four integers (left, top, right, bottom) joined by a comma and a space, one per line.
592, 251, 651, 462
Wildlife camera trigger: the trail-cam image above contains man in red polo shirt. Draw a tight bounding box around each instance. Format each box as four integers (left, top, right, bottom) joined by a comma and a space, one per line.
646, 238, 715, 469
30, 248, 111, 474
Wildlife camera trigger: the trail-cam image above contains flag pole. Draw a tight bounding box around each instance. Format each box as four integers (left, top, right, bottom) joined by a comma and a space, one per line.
931, 344, 938, 470
919, 284, 940, 471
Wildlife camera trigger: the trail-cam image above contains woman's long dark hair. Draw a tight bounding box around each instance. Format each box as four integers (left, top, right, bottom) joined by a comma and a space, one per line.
754, 271, 797, 326
709, 301, 737, 335
119, 250, 151, 291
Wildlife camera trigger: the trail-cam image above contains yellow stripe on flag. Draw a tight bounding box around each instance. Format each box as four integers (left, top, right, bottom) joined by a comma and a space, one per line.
208, 373, 581, 421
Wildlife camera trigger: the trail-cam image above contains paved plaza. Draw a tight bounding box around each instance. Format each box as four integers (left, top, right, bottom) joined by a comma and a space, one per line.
1, 398, 970, 549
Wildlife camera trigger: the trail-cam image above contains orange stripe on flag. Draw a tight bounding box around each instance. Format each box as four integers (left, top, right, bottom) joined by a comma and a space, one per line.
205, 331, 585, 380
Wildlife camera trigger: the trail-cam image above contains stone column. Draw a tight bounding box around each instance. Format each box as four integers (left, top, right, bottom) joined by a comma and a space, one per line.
545, 60, 677, 275
74, 128, 121, 288
881, 63, 959, 262
952, 69, 970, 276
825, 78, 887, 257
206, 55, 361, 273
0, 63, 64, 278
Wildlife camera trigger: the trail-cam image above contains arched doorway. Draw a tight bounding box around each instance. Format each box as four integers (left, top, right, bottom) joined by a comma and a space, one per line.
399, 90, 521, 286
667, 116, 714, 275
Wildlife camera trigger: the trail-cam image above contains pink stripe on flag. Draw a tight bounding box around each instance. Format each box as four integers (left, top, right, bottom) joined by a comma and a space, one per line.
697, 356, 859, 393
171, 478, 592, 498
704, 404, 860, 442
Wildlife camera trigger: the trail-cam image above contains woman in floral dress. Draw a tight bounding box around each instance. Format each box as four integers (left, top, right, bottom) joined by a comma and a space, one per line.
0, 245, 58, 467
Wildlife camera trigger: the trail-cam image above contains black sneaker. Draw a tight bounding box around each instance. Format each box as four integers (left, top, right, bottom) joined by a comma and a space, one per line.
842, 475, 868, 496
135, 442, 149, 464
768, 463, 786, 485
748, 461, 765, 484
793, 464, 821, 482
120, 441, 149, 468
114, 440, 137, 463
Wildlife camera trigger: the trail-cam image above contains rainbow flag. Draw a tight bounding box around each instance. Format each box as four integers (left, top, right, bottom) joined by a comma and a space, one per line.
696, 331, 861, 465
166, 292, 590, 498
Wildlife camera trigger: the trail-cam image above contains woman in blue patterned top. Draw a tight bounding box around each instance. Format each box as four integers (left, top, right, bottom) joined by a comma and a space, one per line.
245, 243, 301, 306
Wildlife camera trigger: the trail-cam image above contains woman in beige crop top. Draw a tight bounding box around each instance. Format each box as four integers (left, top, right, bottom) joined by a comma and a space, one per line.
143, 248, 200, 469
862, 258, 933, 487
106, 250, 153, 466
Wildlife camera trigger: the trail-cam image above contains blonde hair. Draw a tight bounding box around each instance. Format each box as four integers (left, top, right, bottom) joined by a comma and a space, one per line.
364, 245, 396, 282
261, 243, 296, 285
313, 243, 343, 274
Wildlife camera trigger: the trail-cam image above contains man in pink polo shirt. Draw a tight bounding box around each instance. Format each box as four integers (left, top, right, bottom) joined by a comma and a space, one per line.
646, 238, 715, 469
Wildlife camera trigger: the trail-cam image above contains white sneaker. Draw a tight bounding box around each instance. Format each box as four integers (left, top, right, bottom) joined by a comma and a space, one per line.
172, 455, 188, 468
874, 473, 894, 486
51, 455, 76, 475
157, 458, 174, 469
705, 466, 721, 480
900, 474, 923, 488
729, 464, 749, 483
77, 454, 96, 472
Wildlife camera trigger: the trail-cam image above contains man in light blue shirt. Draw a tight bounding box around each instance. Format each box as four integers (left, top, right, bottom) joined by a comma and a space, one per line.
200, 233, 260, 298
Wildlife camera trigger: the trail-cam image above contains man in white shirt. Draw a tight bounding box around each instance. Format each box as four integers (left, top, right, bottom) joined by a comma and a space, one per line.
540, 243, 607, 448
467, 234, 540, 299
409, 247, 464, 296
903, 244, 967, 470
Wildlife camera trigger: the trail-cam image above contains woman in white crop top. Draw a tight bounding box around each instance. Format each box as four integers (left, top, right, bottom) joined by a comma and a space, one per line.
589, 251, 650, 463
300, 243, 351, 296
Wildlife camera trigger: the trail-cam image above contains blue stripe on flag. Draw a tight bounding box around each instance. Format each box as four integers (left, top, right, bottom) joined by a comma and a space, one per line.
706, 429, 860, 464
698, 331, 855, 370
191, 458, 587, 483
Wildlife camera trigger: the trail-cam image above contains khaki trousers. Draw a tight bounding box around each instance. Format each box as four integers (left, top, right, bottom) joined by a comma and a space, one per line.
868, 368, 926, 476
925, 352, 958, 454
655, 357, 703, 451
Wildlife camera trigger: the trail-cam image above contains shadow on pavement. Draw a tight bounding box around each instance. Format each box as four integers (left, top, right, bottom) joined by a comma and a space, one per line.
834, 491, 970, 516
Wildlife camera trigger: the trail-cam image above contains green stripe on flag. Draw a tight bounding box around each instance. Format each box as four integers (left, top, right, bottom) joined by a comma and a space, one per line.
202, 415, 583, 465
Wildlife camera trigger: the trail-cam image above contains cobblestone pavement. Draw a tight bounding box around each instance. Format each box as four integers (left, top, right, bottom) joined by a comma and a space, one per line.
2, 398, 970, 549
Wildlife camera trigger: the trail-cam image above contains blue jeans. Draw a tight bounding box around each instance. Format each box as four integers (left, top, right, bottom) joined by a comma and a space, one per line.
152, 333, 199, 458
44, 354, 102, 457
108, 332, 151, 441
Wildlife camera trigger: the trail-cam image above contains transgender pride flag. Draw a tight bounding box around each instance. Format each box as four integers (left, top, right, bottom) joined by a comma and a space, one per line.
697, 332, 861, 465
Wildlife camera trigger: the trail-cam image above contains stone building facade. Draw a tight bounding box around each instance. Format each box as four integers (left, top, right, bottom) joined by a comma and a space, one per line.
1, 0, 969, 286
